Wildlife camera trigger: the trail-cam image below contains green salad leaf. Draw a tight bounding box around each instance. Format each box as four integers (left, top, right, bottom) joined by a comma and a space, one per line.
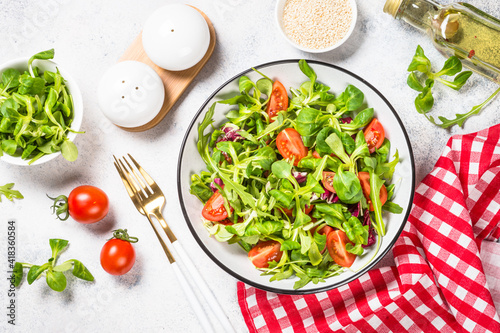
0, 183, 23, 202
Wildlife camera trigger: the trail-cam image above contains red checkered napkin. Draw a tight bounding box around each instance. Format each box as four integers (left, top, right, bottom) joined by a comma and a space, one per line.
238, 124, 500, 332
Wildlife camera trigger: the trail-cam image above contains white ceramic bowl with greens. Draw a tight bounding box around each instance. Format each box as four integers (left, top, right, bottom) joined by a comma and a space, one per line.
178, 60, 415, 294
0, 55, 83, 166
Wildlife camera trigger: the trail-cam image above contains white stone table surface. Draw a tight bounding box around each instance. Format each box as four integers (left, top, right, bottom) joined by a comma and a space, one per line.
1, 0, 499, 332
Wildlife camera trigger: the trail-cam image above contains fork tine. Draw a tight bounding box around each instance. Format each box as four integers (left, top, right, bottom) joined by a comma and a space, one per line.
114, 156, 128, 186
115, 157, 141, 199
128, 154, 163, 193
114, 161, 133, 197
123, 156, 153, 197
118, 158, 147, 202
114, 160, 142, 207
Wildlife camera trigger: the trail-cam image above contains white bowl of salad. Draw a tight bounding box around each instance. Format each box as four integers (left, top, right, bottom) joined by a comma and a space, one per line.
178, 60, 415, 294
0, 49, 83, 166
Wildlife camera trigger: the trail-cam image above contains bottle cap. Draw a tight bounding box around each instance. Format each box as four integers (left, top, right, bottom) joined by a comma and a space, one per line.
383, 0, 403, 18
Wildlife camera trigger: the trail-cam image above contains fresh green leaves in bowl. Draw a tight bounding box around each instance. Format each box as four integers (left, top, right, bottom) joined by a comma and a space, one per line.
0, 49, 82, 165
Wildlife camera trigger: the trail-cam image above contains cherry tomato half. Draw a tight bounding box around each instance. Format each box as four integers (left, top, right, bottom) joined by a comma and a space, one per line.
68, 186, 109, 224
364, 118, 385, 154
276, 128, 308, 166
100, 239, 136, 275
321, 171, 336, 193
266, 81, 289, 122
358, 172, 388, 211
326, 230, 356, 268
248, 240, 283, 268
202, 191, 230, 222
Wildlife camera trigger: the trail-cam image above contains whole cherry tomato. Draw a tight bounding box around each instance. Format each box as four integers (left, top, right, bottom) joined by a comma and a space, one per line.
101, 229, 138, 276
49, 185, 109, 224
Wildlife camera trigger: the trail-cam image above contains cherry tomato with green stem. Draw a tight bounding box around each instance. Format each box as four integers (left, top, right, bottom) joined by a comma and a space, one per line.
101, 229, 138, 276
49, 185, 109, 224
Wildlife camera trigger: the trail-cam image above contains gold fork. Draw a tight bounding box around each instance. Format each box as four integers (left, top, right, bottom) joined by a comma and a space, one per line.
113, 154, 234, 333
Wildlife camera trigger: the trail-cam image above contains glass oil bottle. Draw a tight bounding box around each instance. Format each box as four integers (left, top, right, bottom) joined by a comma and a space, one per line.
384, 0, 500, 83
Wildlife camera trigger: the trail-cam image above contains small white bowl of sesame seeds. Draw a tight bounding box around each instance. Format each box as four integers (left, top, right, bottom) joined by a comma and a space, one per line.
276, 0, 357, 53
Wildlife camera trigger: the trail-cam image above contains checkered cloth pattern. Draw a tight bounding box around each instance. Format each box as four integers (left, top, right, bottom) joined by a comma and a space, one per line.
238, 124, 500, 332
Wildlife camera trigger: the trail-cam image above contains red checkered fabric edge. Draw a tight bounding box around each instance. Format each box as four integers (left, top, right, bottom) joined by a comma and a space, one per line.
238, 123, 500, 333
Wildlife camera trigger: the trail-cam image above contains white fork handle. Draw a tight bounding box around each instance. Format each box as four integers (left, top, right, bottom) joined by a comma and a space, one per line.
172, 241, 235, 333
171, 262, 215, 333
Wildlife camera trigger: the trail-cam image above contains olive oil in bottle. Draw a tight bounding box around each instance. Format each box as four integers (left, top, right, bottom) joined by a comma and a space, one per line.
384, 0, 500, 83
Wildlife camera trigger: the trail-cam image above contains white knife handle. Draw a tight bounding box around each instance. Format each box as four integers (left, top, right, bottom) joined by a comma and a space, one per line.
172, 241, 235, 333
171, 261, 215, 333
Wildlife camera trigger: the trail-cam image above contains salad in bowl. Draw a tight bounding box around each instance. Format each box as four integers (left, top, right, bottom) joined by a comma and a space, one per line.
179, 59, 414, 293
187, 60, 405, 290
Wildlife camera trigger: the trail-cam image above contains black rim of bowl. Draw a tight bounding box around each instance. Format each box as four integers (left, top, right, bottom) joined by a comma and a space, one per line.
177, 59, 415, 295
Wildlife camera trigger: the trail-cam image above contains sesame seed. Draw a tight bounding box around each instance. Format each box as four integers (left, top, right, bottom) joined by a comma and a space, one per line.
283, 0, 353, 50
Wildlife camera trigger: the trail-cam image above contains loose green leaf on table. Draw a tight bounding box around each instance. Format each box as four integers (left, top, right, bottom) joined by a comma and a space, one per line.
46, 271, 67, 292
414, 80, 434, 114
429, 87, 500, 128
27, 264, 50, 284
61, 140, 78, 162
406, 45, 498, 128
14, 238, 94, 292
0, 183, 23, 202
407, 45, 431, 73
12, 262, 24, 286
69, 259, 94, 281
